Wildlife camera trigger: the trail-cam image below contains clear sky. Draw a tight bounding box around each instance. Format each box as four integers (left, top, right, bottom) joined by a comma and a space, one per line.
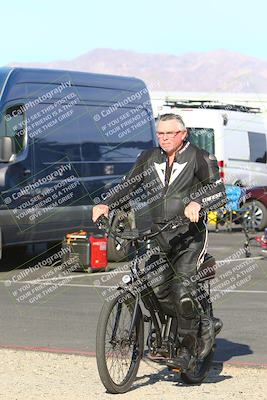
1, 0, 267, 65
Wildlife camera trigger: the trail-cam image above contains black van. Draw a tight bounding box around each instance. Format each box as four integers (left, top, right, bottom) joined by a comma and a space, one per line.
0, 67, 156, 261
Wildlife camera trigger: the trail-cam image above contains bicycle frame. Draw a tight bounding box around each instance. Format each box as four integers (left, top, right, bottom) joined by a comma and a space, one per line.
115, 237, 185, 356
113, 241, 164, 348
95, 214, 219, 392
98, 215, 214, 357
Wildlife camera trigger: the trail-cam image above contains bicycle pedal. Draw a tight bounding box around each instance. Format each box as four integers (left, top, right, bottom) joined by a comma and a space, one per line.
169, 367, 182, 373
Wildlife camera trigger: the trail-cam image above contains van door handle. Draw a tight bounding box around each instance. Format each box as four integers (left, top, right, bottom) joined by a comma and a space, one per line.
23, 169, 31, 176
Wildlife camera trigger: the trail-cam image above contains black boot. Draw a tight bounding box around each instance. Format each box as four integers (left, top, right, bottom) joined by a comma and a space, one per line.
212, 317, 223, 336
166, 347, 192, 371
198, 316, 215, 359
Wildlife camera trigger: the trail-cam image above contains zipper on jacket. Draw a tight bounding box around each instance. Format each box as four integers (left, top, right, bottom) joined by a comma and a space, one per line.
163, 156, 173, 221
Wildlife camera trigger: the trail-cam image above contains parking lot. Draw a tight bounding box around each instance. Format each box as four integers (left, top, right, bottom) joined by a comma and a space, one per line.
0, 228, 266, 366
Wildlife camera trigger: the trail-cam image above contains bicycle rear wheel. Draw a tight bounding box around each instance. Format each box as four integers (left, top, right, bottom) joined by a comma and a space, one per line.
96, 291, 144, 393
181, 344, 215, 384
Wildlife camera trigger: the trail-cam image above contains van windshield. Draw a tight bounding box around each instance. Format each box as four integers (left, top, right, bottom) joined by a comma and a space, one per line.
187, 127, 215, 154
0, 67, 12, 101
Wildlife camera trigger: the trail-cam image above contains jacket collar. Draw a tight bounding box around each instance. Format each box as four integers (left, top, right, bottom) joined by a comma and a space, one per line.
159, 140, 190, 161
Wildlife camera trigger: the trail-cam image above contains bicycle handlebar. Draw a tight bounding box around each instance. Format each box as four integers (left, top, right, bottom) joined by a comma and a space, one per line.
96, 214, 191, 242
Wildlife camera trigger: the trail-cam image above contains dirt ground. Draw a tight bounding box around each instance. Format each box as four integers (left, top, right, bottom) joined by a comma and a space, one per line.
0, 349, 266, 400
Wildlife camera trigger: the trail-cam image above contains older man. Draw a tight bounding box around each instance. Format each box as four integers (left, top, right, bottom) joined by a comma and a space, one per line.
93, 113, 226, 370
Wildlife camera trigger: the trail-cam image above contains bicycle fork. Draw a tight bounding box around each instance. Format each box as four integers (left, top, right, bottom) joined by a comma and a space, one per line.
110, 292, 141, 343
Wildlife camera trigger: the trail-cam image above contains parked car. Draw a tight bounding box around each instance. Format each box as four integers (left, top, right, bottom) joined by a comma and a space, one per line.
240, 186, 267, 230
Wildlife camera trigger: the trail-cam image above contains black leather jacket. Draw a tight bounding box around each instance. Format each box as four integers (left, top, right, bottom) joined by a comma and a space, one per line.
103, 141, 226, 224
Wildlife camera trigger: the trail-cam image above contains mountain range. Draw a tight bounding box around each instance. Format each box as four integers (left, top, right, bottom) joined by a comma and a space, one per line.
8, 48, 267, 93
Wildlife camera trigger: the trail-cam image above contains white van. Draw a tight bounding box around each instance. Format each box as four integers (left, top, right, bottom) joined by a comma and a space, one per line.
155, 101, 267, 187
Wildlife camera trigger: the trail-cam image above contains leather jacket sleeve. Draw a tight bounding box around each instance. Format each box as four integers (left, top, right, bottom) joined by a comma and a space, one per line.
193, 150, 227, 211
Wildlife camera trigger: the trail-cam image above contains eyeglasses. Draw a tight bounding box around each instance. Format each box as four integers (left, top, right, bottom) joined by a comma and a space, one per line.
156, 130, 184, 138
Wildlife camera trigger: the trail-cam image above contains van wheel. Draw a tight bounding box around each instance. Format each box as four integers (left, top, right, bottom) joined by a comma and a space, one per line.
0, 245, 29, 270
241, 200, 267, 231
107, 213, 131, 262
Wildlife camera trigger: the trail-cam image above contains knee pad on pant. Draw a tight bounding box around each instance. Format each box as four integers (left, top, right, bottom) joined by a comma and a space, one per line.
177, 296, 200, 335
179, 295, 196, 320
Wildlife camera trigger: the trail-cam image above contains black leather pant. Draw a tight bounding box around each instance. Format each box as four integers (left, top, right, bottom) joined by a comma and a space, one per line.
145, 221, 207, 349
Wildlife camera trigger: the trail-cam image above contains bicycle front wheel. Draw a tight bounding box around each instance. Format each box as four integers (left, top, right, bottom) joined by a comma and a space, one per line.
96, 291, 144, 394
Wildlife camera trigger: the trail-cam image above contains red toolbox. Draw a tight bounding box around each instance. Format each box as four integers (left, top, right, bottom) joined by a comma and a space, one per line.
62, 230, 108, 272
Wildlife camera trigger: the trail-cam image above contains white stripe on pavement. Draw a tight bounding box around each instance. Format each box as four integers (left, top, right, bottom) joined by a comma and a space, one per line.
0, 280, 116, 289
1, 256, 263, 284
1, 279, 267, 293
211, 289, 267, 293
1, 270, 131, 284
68, 269, 131, 277
217, 256, 264, 262
29, 274, 86, 282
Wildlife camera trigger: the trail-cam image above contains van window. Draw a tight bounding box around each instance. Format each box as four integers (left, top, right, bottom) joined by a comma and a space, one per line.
0, 68, 11, 98
248, 132, 267, 163
187, 127, 214, 154
27, 103, 82, 163
79, 105, 154, 161
3, 105, 26, 154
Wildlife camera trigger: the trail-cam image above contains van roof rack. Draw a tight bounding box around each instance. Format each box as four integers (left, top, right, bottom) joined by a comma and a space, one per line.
164, 99, 261, 113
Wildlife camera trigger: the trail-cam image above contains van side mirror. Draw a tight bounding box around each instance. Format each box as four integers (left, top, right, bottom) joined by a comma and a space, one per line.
0, 136, 15, 162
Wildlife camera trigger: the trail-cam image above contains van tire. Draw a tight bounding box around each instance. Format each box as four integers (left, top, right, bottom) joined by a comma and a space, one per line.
241, 200, 267, 231
107, 213, 131, 262
0, 245, 28, 270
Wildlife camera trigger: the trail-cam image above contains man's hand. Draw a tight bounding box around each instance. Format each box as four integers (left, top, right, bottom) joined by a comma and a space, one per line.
92, 204, 109, 222
184, 201, 201, 223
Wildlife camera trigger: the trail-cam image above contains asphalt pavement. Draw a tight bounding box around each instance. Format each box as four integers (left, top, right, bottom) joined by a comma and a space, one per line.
0, 228, 266, 366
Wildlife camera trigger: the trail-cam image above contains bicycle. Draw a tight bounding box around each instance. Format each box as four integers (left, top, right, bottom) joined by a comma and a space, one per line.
95, 215, 218, 393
